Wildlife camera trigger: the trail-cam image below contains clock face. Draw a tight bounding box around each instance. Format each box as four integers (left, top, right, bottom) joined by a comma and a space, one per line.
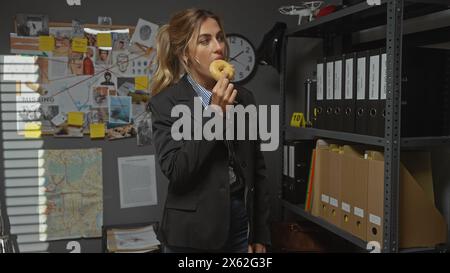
226, 34, 256, 83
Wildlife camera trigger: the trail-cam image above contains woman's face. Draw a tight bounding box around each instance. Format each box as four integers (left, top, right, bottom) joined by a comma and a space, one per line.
186, 18, 225, 87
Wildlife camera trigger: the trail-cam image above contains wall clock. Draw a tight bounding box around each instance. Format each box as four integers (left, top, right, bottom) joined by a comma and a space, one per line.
226, 33, 257, 83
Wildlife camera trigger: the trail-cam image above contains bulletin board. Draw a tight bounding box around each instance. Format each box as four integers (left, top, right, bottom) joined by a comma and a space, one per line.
2, 14, 165, 253
10, 18, 157, 144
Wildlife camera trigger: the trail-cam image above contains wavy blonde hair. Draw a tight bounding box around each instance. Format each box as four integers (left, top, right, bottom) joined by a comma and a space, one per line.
151, 9, 228, 95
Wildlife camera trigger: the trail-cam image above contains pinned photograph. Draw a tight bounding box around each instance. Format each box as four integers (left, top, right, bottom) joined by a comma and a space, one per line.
10, 34, 44, 56
114, 52, 130, 73
112, 31, 130, 51
84, 32, 97, 47
16, 14, 49, 36
98, 16, 112, 26
84, 107, 106, 134
131, 19, 159, 48
92, 86, 116, 108
89, 107, 109, 123
51, 112, 67, 127
96, 48, 112, 66
41, 105, 60, 130
106, 124, 136, 140
54, 125, 84, 138
68, 51, 84, 75
72, 19, 84, 37
117, 77, 134, 96
136, 112, 152, 146
83, 46, 95, 75
49, 27, 72, 57
108, 96, 132, 124
99, 71, 116, 87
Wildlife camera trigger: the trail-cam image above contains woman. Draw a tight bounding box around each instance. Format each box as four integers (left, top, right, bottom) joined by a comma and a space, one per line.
149, 8, 270, 253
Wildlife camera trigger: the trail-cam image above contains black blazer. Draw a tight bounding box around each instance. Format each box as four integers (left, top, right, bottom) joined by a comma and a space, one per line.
149, 75, 271, 250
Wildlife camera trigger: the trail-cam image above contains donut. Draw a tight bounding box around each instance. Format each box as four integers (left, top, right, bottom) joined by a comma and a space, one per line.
209, 60, 235, 81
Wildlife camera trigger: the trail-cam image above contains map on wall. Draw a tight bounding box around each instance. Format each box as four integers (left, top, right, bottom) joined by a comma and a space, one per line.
41, 148, 103, 240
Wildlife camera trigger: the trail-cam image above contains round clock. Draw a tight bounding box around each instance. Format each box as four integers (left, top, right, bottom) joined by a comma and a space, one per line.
226, 33, 257, 84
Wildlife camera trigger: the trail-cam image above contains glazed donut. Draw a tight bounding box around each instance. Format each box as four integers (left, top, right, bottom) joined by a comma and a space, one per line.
209, 60, 235, 81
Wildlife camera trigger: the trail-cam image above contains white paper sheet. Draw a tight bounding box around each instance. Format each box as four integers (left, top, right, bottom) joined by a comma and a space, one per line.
131, 19, 159, 48
110, 225, 160, 251
118, 155, 157, 208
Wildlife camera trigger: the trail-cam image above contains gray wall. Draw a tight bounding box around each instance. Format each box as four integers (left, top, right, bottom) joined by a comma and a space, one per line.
0, 0, 311, 252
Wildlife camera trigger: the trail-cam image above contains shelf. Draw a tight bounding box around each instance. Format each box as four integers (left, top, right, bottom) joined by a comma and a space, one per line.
285, 127, 385, 146
407, 0, 450, 4
286, 127, 450, 148
281, 199, 368, 250
286, 0, 449, 38
401, 136, 450, 147
282, 199, 447, 253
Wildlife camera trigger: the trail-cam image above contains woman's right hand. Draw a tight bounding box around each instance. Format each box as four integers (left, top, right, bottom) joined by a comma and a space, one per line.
210, 72, 237, 114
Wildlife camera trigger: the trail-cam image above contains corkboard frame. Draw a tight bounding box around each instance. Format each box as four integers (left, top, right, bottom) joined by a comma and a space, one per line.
13, 18, 136, 35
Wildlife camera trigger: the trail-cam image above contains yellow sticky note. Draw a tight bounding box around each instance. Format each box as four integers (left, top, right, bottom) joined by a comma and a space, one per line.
97, 33, 112, 48
67, 112, 84, 127
290, 112, 306, 128
135, 76, 149, 90
72, 37, 88, 53
38, 36, 55, 51
24, 122, 42, 138
90, 123, 105, 139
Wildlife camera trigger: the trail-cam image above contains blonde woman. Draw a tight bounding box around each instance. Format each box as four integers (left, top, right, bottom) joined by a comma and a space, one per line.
149, 8, 270, 253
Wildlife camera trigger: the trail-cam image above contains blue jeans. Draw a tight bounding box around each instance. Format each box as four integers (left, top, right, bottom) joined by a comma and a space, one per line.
164, 192, 248, 253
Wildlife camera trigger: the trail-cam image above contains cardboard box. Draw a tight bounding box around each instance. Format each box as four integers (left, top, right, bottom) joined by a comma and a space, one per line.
325, 149, 342, 228
365, 151, 448, 249
340, 146, 367, 240
350, 154, 368, 241
366, 151, 384, 245
340, 153, 354, 236
312, 147, 331, 219
311, 140, 331, 217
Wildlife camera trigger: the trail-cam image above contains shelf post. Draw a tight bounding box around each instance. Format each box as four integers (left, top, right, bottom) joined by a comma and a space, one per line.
279, 34, 289, 217
384, 0, 404, 253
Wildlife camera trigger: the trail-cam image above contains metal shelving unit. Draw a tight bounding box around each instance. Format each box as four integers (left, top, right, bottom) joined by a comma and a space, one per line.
279, 0, 450, 253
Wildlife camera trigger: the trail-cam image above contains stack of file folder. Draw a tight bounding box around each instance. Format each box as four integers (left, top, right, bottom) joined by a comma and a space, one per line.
282, 140, 315, 205
310, 47, 450, 137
